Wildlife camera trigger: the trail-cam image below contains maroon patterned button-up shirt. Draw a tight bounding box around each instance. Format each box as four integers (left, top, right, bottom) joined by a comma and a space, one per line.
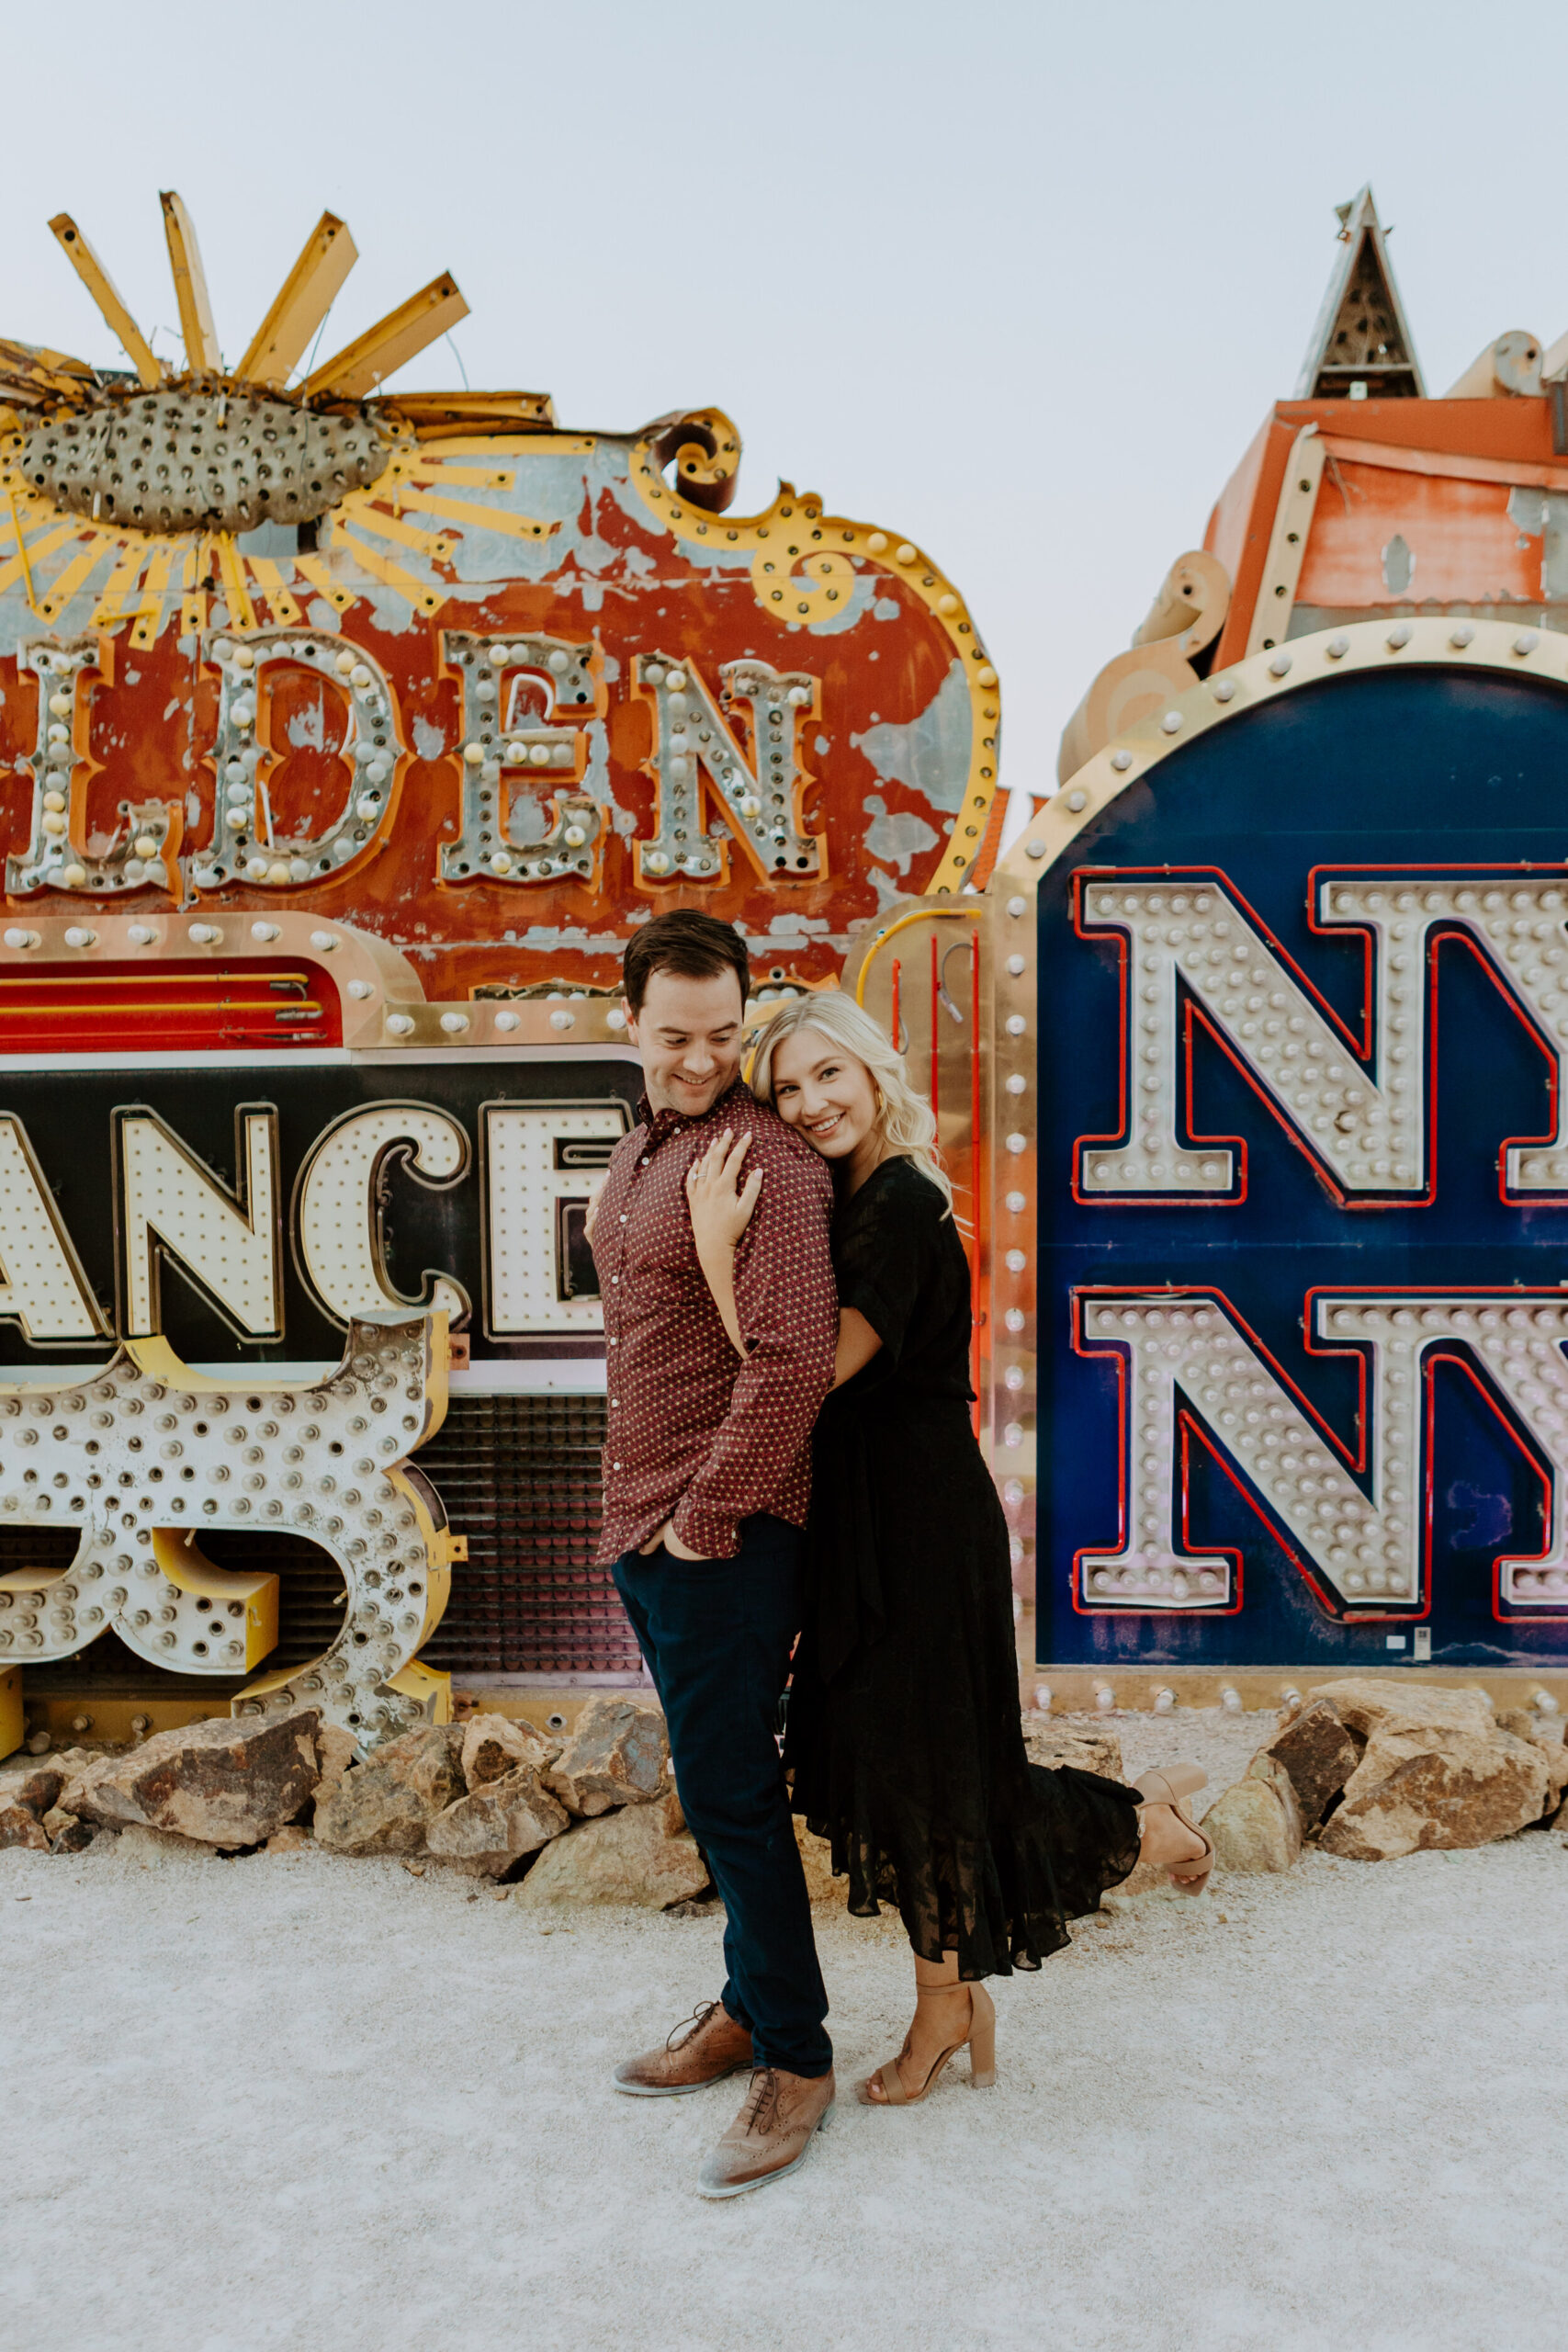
591, 1079, 837, 1563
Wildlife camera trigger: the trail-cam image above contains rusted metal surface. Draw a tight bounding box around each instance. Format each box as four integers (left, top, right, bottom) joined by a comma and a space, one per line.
22, 388, 389, 534
0, 198, 998, 1007
1184, 195, 1568, 675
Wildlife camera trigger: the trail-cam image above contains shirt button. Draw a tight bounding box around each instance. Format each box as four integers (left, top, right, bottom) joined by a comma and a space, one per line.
611, 1275, 619, 1285
609, 1337, 618, 1347
619, 1214, 627, 1224
612, 1461, 622, 1470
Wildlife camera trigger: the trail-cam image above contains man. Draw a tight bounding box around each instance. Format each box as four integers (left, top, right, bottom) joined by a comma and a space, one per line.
591, 909, 838, 2199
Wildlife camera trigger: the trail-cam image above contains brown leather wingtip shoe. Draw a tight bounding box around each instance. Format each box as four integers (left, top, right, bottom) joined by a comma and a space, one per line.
695, 2064, 835, 2199
613, 1999, 755, 2097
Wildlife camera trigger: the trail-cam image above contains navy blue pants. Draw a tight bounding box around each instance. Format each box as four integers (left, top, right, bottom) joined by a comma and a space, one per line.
612, 1514, 831, 2078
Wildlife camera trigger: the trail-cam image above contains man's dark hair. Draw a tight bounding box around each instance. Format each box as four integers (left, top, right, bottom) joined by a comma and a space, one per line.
623, 910, 750, 1016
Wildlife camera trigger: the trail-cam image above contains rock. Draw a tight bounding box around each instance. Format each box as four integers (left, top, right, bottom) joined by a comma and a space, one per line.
459, 1712, 558, 1792
312, 1723, 463, 1855
513, 1800, 708, 1909
1254, 1698, 1362, 1832
265, 1825, 314, 1854
57, 1754, 117, 1819
1021, 1722, 1124, 1782
1495, 1713, 1568, 1810
1319, 1726, 1551, 1859
60, 1710, 321, 1846
426, 1766, 570, 1876
113, 1824, 201, 1866
0, 1757, 67, 1851
41, 1804, 77, 1840
794, 1815, 840, 1902
312, 1724, 357, 1811
660, 1781, 685, 1838
0, 1803, 50, 1851
1311, 1677, 1495, 1741
1245, 1750, 1306, 1849
545, 1697, 668, 1816
1204, 1778, 1301, 1872
0, 1763, 63, 1815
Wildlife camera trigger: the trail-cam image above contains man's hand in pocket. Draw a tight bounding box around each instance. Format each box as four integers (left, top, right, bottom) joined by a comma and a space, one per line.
639, 1521, 705, 1560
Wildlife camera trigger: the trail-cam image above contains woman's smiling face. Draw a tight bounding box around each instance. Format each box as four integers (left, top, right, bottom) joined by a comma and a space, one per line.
768, 1024, 880, 1161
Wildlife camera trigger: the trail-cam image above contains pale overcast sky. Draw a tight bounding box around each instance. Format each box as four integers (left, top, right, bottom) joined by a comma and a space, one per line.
6, 1, 1566, 812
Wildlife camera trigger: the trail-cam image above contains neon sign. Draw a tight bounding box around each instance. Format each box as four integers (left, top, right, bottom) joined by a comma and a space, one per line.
1032, 627, 1568, 1672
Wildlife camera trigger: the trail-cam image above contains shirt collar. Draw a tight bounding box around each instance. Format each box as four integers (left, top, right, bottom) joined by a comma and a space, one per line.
637, 1078, 750, 1140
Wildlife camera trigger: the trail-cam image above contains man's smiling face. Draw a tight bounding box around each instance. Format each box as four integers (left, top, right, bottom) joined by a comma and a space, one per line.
626, 966, 746, 1120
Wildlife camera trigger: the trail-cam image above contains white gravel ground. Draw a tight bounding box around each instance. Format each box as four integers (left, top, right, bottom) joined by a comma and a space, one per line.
4, 1707, 1565, 2352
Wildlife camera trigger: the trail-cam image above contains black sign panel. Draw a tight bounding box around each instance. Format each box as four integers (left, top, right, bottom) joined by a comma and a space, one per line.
0, 1053, 639, 1369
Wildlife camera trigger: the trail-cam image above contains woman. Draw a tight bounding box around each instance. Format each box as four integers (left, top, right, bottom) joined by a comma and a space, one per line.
684, 990, 1213, 2108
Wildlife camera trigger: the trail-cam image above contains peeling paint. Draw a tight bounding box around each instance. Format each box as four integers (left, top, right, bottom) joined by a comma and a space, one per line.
862, 793, 939, 874
503, 786, 548, 845
1381, 534, 1415, 596
800, 574, 878, 638
571, 534, 618, 576
579, 717, 637, 838
852, 662, 973, 814
1507, 486, 1568, 599
285, 695, 328, 751
502, 925, 622, 954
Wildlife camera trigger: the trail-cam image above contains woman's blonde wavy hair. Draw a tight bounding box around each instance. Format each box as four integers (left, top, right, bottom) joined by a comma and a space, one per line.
748, 989, 954, 1215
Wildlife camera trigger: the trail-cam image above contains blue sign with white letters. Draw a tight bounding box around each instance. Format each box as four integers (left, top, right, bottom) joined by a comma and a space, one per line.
1039, 662, 1568, 1671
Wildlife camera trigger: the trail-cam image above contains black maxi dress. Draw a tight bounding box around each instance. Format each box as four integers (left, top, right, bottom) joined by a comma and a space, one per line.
784, 1156, 1142, 1979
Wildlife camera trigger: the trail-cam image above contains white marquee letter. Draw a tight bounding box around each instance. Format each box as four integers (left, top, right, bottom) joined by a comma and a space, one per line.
438, 632, 604, 887
0, 1115, 107, 1341
7, 638, 177, 898
118, 1107, 282, 1340
193, 628, 407, 891
1078, 868, 1568, 1201
294, 1104, 468, 1325
482, 1102, 628, 1335
634, 654, 824, 886
1079, 1287, 1568, 1614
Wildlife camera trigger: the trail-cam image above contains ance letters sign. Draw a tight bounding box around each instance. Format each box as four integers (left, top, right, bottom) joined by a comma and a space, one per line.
0, 1055, 636, 1370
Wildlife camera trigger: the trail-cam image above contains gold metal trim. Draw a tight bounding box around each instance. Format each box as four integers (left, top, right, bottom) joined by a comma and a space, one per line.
1245, 423, 1325, 657
626, 413, 1000, 898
